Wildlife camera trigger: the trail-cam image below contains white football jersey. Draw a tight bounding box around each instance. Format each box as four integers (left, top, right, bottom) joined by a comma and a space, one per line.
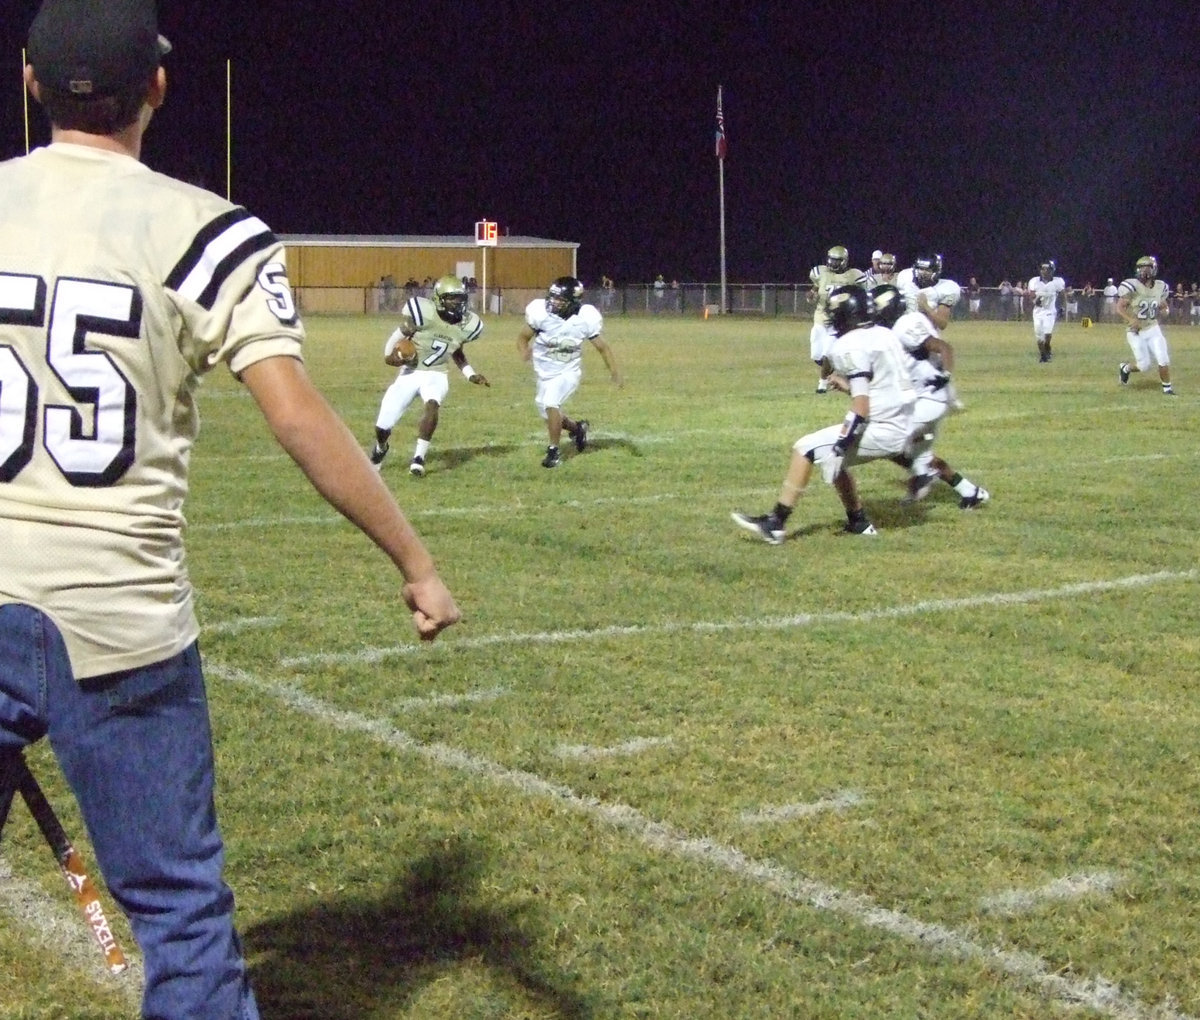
0, 143, 304, 678
896, 270, 962, 316
525, 299, 603, 378
1028, 276, 1065, 311
829, 323, 916, 426
891, 311, 947, 392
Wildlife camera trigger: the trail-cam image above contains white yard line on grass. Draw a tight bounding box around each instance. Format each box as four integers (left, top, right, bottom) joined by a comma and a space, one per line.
981, 872, 1124, 916
0, 857, 142, 1009
279, 569, 1198, 669
208, 662, 1196, 1020
392, 686, 508, 712
555, 736, 673, 760
740, 791, 866, 824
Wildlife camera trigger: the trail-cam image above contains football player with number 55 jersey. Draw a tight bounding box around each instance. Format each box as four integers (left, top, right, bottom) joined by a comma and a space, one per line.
517, 277, 622, 468
1, 2, 459, 1016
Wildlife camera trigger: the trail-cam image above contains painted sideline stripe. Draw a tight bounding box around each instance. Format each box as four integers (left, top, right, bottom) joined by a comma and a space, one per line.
555, 736, 673, 760
740, 791, 865, 824
189, 487, 777, 531
280, 569, 1197, 669
0, 857, 142, 1008
981, 872, 1123, 916
208, 663, 1193, 1020
392, 686, 508, 712
204, 615, 281, 636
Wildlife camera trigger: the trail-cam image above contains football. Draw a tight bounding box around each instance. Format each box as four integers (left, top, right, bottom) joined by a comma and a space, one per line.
395, 336, 418, 362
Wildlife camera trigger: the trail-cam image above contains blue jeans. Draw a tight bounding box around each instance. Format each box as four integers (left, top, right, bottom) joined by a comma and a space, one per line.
0, 604, 258, 1020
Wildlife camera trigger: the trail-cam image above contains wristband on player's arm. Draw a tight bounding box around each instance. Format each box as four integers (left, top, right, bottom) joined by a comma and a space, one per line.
832, 411, 868, 455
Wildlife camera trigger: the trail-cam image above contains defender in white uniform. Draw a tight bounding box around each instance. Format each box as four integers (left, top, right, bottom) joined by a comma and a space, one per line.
732, 284, 915, 543
871, 285, 990, 510
1117, 256, 1174, 395
517, 276, 622, 467
1028, 260, 1066, 362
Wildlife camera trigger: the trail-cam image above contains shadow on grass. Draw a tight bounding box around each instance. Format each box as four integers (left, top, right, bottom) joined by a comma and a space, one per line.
429, 442, 521, 472
582, 435, 643, 458
246, 835, 593, 1019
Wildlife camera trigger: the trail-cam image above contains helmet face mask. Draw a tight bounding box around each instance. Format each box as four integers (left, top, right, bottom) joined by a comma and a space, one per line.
826, 245, 849, 273
1136, 256, 1158, 283
913, 254, 941, 288
826, 284, 871, 336
878, 254, 896, 275
1039, 260, 1056, 281
433, 274, 468, 322
547, 276, 583, 318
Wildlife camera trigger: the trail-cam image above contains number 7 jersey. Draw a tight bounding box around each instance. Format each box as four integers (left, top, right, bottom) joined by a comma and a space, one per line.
0, 142, 305, 679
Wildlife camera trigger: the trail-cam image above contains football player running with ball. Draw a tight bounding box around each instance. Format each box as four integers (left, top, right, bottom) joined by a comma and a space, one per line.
1117, 256, 1175, 396
518, 276, 622, 468
369, 274, 490, 476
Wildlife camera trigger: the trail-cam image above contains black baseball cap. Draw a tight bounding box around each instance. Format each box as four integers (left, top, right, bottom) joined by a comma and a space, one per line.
27, 0, 171, 97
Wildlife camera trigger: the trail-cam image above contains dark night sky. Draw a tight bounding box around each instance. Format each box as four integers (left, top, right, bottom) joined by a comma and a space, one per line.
4, 1, 1200, 288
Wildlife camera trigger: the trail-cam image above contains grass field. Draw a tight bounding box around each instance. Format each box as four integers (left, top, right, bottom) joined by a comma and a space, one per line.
2, 311, 1199, 1019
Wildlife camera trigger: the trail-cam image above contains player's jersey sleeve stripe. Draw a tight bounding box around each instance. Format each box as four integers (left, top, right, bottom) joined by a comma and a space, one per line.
465, 318, 483, 342
405, 297, 424, 327
165, 208, 277, 309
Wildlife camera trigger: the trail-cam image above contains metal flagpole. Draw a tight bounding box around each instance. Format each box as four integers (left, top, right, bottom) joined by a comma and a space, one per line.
716, 86, 727, 314
22, 48, 31, 154
225, 60, 232, 201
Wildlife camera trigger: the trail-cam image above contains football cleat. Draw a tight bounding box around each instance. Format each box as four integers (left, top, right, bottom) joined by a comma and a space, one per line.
843, 518, 878, 535
369, 442, 389, 468
542, 446, 561, 468
572, 419, 590, 453
1118, 363, 1130, 385
409, 455, 425, 477
959, 486, 990, 510
903, 473, 938, 504
730, 511, 786, 545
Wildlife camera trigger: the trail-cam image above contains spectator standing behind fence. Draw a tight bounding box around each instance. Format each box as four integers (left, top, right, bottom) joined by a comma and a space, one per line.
1103, 278, 1118, 320
1082, 282, 1096, 320
998, 278, 1014, 320
967, 277, 982, 318
1190, 283, 1200, 325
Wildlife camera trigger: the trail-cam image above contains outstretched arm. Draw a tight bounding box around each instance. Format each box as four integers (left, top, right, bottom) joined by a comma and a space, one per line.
589, 335, 623, 386
239, 355, 460, 640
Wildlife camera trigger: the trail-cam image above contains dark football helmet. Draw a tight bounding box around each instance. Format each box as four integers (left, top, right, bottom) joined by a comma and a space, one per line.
913, 254, 941, 288
826, 284, 872, 336
1136, 255, 1158, 283
869, 284, 905, 328
825, 245, 850, 273
1039, 260, 1057, 281
547, 276, 584, 318
433, 275, 469, 323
